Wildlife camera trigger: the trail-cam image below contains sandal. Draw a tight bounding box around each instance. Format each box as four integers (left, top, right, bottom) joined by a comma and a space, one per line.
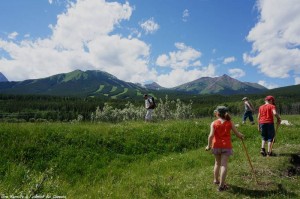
218, 184, 229, 192
213, 181, 220, 185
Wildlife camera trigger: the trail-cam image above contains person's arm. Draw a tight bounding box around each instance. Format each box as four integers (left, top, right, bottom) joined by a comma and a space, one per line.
231, 121, 244, 139
246, 101, 254, 112
272, 109, 281, 124
205, 122, 214, 150
257, 112, 260, 132
249, 101, 255, 112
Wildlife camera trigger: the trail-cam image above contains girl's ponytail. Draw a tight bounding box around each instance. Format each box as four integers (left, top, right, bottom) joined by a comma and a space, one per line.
224, 112, 231, 121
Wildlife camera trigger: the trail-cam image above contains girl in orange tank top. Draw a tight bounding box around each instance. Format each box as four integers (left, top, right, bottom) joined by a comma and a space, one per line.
206, 106, 244, 191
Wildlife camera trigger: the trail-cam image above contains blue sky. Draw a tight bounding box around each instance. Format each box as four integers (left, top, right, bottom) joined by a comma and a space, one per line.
0, 0, 299, 89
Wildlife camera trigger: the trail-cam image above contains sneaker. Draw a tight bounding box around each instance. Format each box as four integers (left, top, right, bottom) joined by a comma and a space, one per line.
260, 148, 266, 156
218, 184, 229, 192
267, 152, 275, 157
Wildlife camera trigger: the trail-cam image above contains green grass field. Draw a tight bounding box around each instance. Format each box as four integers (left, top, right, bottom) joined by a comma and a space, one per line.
0, 116, 299, 198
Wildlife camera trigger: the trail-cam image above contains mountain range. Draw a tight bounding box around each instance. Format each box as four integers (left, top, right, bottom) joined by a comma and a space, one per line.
0, 70, 147, 98
0, 69, 268, 98
170, 74, 267, 95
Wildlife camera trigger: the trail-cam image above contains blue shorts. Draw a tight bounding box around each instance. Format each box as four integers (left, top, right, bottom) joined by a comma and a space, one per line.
212, 148, 233, 156
260, 123, 275, 142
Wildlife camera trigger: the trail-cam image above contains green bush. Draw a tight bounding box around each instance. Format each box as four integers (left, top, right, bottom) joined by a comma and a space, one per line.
92, 95, 194, 122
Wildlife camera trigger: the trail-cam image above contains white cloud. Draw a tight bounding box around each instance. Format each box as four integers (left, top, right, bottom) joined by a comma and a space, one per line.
0, 0, 155, 84
156, 64, 216, 88
128, 28, 141, 39
154, 42, 216, 87
228, 68, 245, 79
223, 56, 236, 64
156, 42, 201, 69
295, 77, 300, 84
8, 32, 18, 40
182, 9, 189, 22
258, 80, 279, 89
48, 0, 53, 4
140, 18, 159, 34
244, 0, 300, 79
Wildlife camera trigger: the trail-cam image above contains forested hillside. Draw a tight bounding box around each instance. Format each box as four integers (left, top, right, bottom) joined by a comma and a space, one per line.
0, 83, 299, 122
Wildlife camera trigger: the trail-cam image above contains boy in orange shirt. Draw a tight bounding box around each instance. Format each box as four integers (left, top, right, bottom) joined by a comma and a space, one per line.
206, 106, 244, 191
257, 96, 281, 157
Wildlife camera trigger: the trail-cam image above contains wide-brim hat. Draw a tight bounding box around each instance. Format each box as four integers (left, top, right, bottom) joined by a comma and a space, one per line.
242, 97, 248, 100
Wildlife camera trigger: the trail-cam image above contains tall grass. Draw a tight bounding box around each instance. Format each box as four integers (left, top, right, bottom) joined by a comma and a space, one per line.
0, 116, 299, 198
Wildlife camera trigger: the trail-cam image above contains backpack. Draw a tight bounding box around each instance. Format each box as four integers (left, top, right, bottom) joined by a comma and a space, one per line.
148, 97, 156, 109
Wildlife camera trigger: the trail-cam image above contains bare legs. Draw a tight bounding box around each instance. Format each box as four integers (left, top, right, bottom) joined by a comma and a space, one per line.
261, 140, 272, 154
214, 154, 229, 187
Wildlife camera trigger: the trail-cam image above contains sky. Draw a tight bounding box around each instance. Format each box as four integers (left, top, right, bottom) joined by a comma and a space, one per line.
0, 0, 300, 89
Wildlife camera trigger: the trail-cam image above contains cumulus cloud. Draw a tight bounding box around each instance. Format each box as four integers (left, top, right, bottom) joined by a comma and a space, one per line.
0, 0, 157, 83
182, 9, 189, 22
140, 18, 159, 34
0, 0, 216, 88
223, 56, 236, 64
156, 64, 216, 88
8, 32, 18, 40
153, 42, 216, 87
156, 42, 201, 69
244, 0, 300, 79
258, 80, 279, 89
295, 77, 300, 84
228, 68, 245, 79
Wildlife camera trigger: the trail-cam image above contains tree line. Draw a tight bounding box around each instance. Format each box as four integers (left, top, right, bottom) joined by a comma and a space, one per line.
0, 92, 299, 123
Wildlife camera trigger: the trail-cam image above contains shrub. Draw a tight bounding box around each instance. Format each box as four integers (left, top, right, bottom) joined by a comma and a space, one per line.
91, 95, 194, 122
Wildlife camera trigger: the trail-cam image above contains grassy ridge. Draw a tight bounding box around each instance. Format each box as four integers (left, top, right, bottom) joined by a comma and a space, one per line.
0, 120, 208, 196
0, 116, 299, 198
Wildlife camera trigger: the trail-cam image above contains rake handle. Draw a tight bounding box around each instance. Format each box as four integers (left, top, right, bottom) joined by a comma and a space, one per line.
241, 139, 259, 185
270, 123, 280, 153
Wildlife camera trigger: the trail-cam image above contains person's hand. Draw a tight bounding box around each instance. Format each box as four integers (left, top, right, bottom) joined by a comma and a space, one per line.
238, 133, 244, 140
277, 118, 281, 124
205, 146, 211, 151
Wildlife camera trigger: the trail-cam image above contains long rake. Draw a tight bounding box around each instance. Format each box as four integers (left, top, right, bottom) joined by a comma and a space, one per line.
241, 139, 259, 185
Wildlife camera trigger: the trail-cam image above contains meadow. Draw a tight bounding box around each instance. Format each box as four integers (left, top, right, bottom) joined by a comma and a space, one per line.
0, 115, 299, 198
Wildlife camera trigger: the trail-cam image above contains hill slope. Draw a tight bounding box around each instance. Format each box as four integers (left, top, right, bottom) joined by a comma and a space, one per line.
0, 70, 148, 98
0, 72, 8, 82
267, 84, 300, 95
144, 82, 164, 90
173, 74, 267, 95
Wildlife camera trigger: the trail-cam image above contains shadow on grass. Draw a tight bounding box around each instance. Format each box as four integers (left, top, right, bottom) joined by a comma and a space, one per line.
229, 184, 297, 198
274, 152, 293, 157
270, 153, 300, 177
